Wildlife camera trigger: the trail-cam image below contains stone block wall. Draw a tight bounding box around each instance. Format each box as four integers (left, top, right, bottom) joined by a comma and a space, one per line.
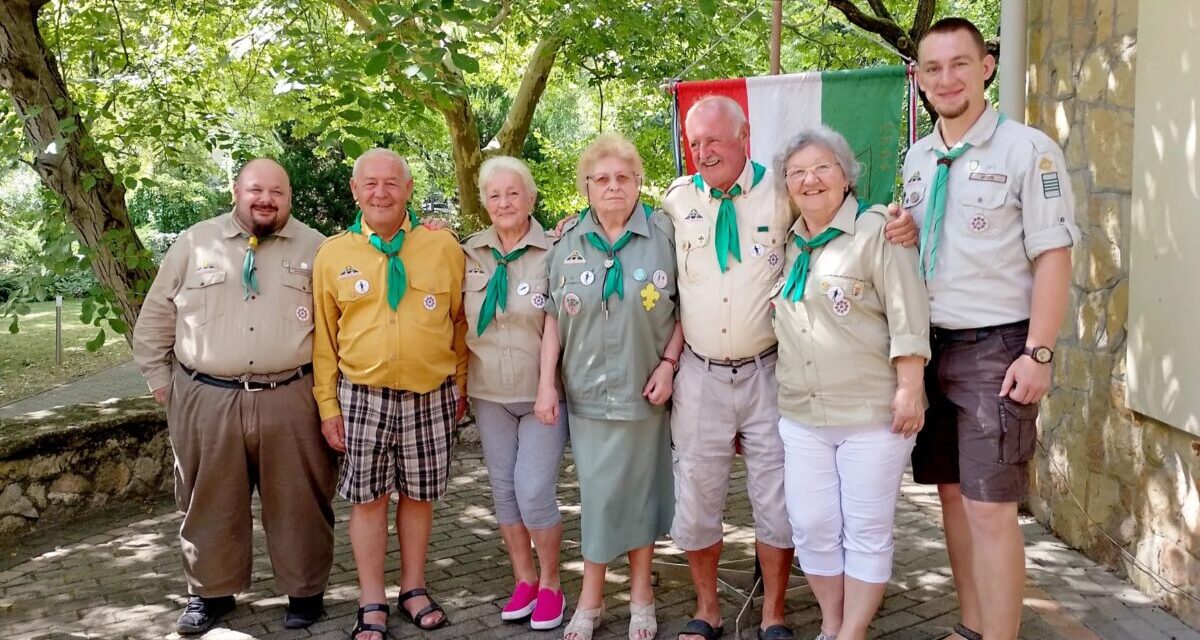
0, 398, 173, 535
1027, 0, 1199, 627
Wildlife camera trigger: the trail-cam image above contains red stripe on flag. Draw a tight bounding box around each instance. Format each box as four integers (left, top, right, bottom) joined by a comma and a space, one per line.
675, 78, 749, 174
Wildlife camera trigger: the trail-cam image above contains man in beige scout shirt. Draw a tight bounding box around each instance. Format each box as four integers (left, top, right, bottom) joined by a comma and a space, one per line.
133, 158, 336, 635
899, 18, 1078, 640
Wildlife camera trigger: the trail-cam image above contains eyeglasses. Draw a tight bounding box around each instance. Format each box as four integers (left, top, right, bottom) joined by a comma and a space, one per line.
587, 173, 640, 189
783, 163, 840, 182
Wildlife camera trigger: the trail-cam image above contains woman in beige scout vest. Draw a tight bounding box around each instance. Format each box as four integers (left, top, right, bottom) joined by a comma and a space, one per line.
462, 156, 569, 631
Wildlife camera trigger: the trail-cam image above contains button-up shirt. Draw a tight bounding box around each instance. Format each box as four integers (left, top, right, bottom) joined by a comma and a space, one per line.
311, 215, 467, 420
901, 104, 1080, 329
462, 218, 557, 403
772, 199, 931, 427
545, 205, 677, 420
662, 160, 793, 361
132, 213, 324, 391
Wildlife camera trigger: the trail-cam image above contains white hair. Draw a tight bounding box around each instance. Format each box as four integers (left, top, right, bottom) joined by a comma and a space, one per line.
684, 95, 748, 134
478, 156, 538, 202
774, 125, 863, 195
352, 148, 411, 180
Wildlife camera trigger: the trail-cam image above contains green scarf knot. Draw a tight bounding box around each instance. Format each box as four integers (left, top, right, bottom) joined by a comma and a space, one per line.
782, 200, 869, 302
476, 245, 531, 336
692, 160, 766, 272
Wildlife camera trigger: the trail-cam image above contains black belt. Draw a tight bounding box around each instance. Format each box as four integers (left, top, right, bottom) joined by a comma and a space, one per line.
689, 344, 778, 368
931, 320, 1028, 344
181, 363, 313, 391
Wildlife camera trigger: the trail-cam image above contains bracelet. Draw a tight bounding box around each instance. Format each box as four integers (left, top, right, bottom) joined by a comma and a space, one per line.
660, 355, 679, 371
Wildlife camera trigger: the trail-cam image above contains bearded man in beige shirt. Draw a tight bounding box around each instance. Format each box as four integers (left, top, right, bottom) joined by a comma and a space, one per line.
133, 158, 336, 635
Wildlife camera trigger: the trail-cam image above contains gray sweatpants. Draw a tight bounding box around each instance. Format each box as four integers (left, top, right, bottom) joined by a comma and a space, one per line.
472, 398, 568, 529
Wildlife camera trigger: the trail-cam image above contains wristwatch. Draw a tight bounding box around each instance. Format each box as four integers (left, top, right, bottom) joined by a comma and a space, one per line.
1023, 345, 1054, 364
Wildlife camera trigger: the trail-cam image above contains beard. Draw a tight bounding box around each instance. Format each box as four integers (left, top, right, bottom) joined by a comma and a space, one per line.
239, 205, 284, 238
934, 96, 971, 120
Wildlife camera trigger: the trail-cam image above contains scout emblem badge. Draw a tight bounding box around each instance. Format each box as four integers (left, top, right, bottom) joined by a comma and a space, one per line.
640, 283, 660, 311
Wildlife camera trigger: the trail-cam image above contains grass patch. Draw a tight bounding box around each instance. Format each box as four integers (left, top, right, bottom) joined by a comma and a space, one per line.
0, 300, 132, 406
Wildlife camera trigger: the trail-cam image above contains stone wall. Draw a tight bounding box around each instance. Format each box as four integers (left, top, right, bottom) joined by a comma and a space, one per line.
0, 398, 173, 534
1027, 0, 1200, 627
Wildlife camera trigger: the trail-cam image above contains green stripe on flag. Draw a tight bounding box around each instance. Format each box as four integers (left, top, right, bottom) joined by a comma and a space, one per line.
820, 65, 907, 207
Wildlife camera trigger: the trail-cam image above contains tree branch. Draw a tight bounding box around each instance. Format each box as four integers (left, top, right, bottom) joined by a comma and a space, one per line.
909, 0, 937, 42
864, 0, 893, 23
826, 0, 912, 56
491, 33, 565, 157
486, 0, 511, 31
330, 0, 373, 33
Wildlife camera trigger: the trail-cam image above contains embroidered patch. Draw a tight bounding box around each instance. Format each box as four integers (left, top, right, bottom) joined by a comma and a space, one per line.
531, 292, 546, 309
904, 187, 925, 207
756, 225, 769, 232
850, 282, 864, 298
295, 306, 310, 322
354, 279, 370, 294
684, 209, 704, 221
969, 172, 1008, 184
906, 171, 922, 183
767, 252, 781, 268
769, 278, 786, 298
467, 266, 486, 275
1041, 172, 1062, 199
968, 159, 980, 173
564, 250, 586, 265
832, 299, 851, 316
423, 294, 437, 311
1039, 156, 1054, 172
339, 266, 362, 279
969, 214, 989, 233
640, 283, 660, 311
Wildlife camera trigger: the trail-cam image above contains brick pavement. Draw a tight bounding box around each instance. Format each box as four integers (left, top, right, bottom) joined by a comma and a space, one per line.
1, 446, 1196, 640
0, 360, 147, 420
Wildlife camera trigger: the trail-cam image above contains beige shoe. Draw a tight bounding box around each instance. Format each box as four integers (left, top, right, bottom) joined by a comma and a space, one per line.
562, 604, 604, 640
628, 600, 657, 640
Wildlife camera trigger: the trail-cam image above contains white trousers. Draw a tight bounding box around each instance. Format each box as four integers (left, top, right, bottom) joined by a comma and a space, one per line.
779, 416, 915, 583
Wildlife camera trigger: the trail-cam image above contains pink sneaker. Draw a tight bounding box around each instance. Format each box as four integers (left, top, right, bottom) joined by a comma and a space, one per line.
501, 581, 538, 621
529, 588, 566, 631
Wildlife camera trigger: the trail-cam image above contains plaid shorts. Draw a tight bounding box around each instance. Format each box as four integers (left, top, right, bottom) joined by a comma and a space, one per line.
336, 376, 458, 503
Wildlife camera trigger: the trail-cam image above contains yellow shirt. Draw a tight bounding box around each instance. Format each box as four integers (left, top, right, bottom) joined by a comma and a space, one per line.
772, 200, 931, 427
132, 213, 324, 391
661, 161, 793, 360
312, 216, 467, 420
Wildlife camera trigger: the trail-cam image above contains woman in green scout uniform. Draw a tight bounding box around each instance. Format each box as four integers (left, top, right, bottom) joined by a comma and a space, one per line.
771, 126, 930, 640
462, 156, 569, 630
534, 133, 683, 640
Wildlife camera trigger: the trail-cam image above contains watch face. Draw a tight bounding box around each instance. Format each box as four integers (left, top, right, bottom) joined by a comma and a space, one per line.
1033, 347, 1053, 364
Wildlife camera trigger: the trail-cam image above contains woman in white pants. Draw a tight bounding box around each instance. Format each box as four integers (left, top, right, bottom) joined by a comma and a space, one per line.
770, 126, 930, 640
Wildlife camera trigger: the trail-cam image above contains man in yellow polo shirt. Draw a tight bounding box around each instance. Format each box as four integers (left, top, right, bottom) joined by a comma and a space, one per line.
312, 148, 467, 638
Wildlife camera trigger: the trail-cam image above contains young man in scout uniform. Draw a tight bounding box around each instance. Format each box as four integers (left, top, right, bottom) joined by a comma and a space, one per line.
899, 17, 1078, 640
312, 148, 467, 640
132, 158, 337, 634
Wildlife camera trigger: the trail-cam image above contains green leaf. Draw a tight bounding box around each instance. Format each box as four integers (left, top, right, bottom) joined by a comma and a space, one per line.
85, 329, 106, 352
450, 52, 479, 73
342, 138, 364, 158
365, 52, 389, 76
109, 317, 129, 334
7, 316, 17, 334
339, 110, 363, 122
80, 297, 96, 323
82, 174, 97, 191
699, 0, 718, 17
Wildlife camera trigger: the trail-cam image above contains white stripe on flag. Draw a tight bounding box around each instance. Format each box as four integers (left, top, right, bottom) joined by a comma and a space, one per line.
746, 72, 823, 169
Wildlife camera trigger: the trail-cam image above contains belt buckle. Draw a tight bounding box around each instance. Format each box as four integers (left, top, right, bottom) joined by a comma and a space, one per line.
243, 380, 263, 392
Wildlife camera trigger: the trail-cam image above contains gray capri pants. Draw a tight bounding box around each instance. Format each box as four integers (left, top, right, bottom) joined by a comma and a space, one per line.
472, 398, 569, 529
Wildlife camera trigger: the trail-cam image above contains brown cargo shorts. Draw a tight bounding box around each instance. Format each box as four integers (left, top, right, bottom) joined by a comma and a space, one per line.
911, 320, 1039, 503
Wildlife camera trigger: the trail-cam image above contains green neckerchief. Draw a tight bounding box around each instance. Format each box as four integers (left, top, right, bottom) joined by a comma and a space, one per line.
242, 235, 260, 299
476, 245, 531, 336
692, 160, 766, 272
580, 203, 653, 302
347, 209, 420, 310
919, 113, 1006, 279
782, 199, 869, 303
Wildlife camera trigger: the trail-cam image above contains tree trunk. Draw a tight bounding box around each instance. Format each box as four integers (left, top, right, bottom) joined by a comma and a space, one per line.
0, 0, 153, 340
438, 92, 487, 229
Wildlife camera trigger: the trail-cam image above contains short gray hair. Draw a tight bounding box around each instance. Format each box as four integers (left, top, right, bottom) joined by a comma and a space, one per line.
684, 95, 748, 134
478, 156, 538, 203
773, 126, 862, 196
352, 148, 410, 180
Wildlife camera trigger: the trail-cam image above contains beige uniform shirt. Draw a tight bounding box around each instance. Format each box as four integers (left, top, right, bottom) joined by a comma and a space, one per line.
462, 218, 556, 403
901, 104, 1080, 330
662, 161, 793, 360
132, 213, 325, 391
772, 200, 931, 427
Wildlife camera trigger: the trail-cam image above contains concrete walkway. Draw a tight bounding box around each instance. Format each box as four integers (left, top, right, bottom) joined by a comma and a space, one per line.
0, 359, 148, 420
1, 447, 1195, 640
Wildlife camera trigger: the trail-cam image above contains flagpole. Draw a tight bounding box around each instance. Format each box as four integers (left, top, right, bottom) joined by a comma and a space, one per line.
670, 82, 684, 177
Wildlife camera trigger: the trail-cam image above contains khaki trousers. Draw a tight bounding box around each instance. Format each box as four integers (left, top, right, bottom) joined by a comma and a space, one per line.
168, 362, 337, 597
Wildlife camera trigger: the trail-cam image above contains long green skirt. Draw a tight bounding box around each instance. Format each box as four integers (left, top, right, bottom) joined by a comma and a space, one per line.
568, 411, 675, 564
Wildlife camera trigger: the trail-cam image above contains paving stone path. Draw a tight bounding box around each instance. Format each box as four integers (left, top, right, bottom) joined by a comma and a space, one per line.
0, 360, 147, 420
1, 446, 1197, 640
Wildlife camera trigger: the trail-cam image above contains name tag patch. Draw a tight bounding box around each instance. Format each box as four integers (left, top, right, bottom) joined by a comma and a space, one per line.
969, 172, 1008, 184
564, 250, 586, 265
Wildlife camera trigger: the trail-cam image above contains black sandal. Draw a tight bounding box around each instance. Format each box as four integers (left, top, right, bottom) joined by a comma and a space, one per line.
947, 623, 982, 640
756, 624, 795, 640
678, 618, 725, 639
397, 588, 451, 630
350, 603, 390, 639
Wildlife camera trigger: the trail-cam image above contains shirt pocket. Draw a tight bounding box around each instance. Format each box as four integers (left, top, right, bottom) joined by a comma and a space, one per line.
680, 224, 714, 283
335, 274, 379, 304
463, 271, 489, 330
180, 270, 227, 327
956, 180, 1008, 239
408, 273, 452, 322
817, 274, 872, 324
281, 270, 313, 325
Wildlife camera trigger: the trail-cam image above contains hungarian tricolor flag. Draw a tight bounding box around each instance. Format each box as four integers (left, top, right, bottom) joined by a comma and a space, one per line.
672, 65, 908, 207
